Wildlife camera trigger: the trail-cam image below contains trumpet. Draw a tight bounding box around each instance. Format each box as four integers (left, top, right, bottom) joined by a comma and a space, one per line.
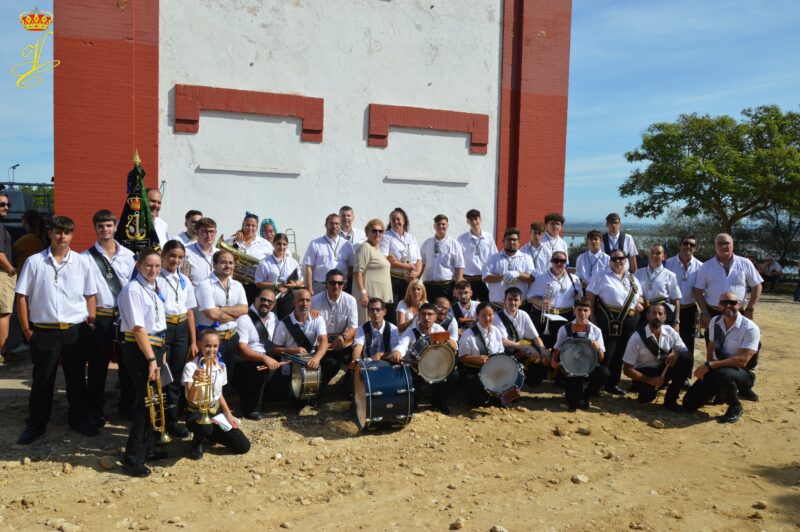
541, 284, 554, 326
145, 369, 172, 444
193, 357, 214, 425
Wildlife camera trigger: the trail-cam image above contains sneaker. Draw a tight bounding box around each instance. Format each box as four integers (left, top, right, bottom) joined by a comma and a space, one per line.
123, 463, 151, 477
718, 404, 744, 424
190, 442, 204, 460
16, 426, 45, 445
738, 388, 759, 402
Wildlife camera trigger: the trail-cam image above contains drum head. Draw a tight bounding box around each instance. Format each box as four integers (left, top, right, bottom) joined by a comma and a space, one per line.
291, 363, 303, 398
559, 338, 598, 377
353, 361, 368, 428
418, 344, 456, 383
479, 355, 521, 394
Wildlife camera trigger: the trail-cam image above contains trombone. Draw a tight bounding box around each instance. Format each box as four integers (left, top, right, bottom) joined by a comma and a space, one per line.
145, 369, 172, 444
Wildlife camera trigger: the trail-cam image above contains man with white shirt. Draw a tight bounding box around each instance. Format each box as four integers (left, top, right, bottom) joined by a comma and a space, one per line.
576, 230, 609, 288
622, 304, 692, 411
433, 296, 461, 341
665, 235, 703, 355
146, 188, 169, 245
235, 286, 281, 420
420, 214, 465, 303
602, 212, 638, 272
542, 212, 569, 258
303, 214, 355, 295
174, 210, 202, 245
450, 280, 479, 334
352, 298, 400, 362
185, 217, 219, 286
483, 228, 535, 308
82, 210, 136, 427
634, 245, 681, 327
520, 222, 549, 276
339, 206, 367, 247
457, 209, 495, 302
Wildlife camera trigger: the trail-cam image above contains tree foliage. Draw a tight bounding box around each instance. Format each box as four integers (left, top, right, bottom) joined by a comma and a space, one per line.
621, 105, 800, 234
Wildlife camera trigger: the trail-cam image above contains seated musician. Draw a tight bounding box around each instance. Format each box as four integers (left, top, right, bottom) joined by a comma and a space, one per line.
272, 289, 330, 410
552, 298, 609, 411
634, 245, 682, 327
235, 286, 281, 420
492, 287, 548, 388
451, 280, 479, 335
433, 296, 460, 341
622, 303, 690, 412
388, 303, 457, 415
682, 292, 760, 424
183, 329, 250, 460
352, 298, 400, 363
458, 302, 538, 407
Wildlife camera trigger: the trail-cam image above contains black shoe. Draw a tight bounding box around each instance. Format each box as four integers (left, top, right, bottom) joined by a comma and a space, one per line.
145, 451, 168, 462
16, 426, 45, 445
434, 403, 451, 416
167, 423, 190, 438
604, 385, 626, 396
718, 404, 743, 424
664, 401, 683, 413
123, 463, 151, 477
577, 399, 591, 411
245, 411, 263, 421
190, 442, 204, 460
71, 420, 99, 437
681, 379, 691, 390
739, 388, 759, 402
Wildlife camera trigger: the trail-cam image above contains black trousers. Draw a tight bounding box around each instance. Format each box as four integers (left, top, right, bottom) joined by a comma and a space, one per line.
524, 363, 549, 389
564, 365, 610, 408
123, 341, 165, 467
683, 367, 755, 410
528, 308, 574, 349
631, 352, 693, 405
164, 320, 190, 424
216, 333, 239, 396
87, 314, 118, 416
412, 365, 455, 408
595, 307, 640, 388
678, 304, 698, 357
320, 347, 352, 393
424, 281, 454, 304
186, 412, 250, 455
116, 344, 136, 415
234, 358, 273, 412
27, 324, 90, 429
388, 276, 409, 324
464, 276, 489, 303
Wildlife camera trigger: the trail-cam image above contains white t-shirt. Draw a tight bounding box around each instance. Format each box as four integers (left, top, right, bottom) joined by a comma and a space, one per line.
576, 250, 609, 286
492, 309, 539, 341
310, 291, 359, 335
482, 251, 535, 303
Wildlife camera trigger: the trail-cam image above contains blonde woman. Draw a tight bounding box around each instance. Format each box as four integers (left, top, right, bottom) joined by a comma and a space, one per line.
396, 279, 427, 332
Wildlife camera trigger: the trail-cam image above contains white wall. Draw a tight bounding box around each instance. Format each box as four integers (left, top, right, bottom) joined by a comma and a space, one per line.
159, 0, 503, 252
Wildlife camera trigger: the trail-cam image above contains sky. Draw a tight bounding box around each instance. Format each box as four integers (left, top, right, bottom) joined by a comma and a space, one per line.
0, 1, 798, 223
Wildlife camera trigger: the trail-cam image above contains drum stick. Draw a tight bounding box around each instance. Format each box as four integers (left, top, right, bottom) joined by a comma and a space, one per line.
257, 360, 289, 371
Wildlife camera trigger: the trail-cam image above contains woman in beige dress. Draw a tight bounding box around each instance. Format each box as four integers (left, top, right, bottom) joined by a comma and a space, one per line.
353, 219, 393, 324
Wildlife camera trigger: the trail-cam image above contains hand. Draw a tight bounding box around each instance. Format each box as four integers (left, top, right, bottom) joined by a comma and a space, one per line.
503, 271, 519, 284
295, 347, 309, 355
86, 317, 96, 330
162, 353, 168, 366
700, 311, 711, 329
371, 353, 384, 362
226, 412, 240, 430
540, 299, 553, 311
590, 341, 602, 353
190, 343, 199, 357
306, 355, 322, 370
360, 294, 369, 308
193, 367, 206, 381
263, 356, 279, 371
406, 270, 419, 281
550, 356, 559, 370
479, 355, 489, 365
233, 230, 244, 242
147, 360, 159, 381
648, 376, 665, 388
310, 309, 320, 319
673, 322, 680, 333
278, 285, 289, 295
666, 352, 678, 367
743, 308, 755, 320
23, 328, 33, 342
331, 337, 345, 351
694, 365, 709, 380
390, 351, 402, 364
349, 358, 360, 369
634, 302, 645, 313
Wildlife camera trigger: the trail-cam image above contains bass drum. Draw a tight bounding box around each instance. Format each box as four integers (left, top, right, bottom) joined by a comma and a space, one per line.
416, 343, 456, 384
290, 355, 321, 400
353, 360, 415, 431
479, 354, 525, 405
559, 338, 598, 377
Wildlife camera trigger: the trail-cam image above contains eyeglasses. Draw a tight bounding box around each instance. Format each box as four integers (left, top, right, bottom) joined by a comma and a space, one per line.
719, 299, 738, 307
370, 228, 384, 235
258, 297, 276, 304
681, 241, 697, 248
368, 307, 384, 313
327, 280, 345, 286
0, 202, 10, 208
610, 256, 627, 262
551, 258, 567, 264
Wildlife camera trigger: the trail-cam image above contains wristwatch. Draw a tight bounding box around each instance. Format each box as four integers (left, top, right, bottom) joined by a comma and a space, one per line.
147, 357, 157, 362
704, 360, 712, 369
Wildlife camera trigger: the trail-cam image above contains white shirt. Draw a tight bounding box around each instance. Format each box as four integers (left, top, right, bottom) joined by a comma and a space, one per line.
185, 243, 218, 286
310, 291, 358, 335
195, 274, 248, 331
302, 235, 355, 283
380, 229, 421, 275
228, 235, 273, 260
420, 234, 465, 282
183, 358, 227, 405
519, 242, 550, 277
340, 228, 368, 247
118, 274, 167, 333
664, 255, 703, 305
576, 250, 609, 286
236, 307, 278, 355
353, 321, 400, 357
764, 261, 783, 274
16, 248, 97, 324
634, 265, 682, 302
154, 216, 169, 245
395, 300, 418, 323
255, 253, 303, 285
587, 270, 642, 307
622, 324, 687, 369
450, 300, 479, 324
553, 321, 605, 351
482, 251, 535, 303
709, 313, 760, 363
542, 233, 569, 257
457, 231, 497, 276
603, 232, 637, 271
394, 323, 446, 358
694, 255, 763, 307
439, 316, 460, 342
492, 308, 540, 340
528, 270, 583, 308
273, 313, 327, 349
458, 323, 506, 358
159, 269, 197, 315
81, 241, 135, 309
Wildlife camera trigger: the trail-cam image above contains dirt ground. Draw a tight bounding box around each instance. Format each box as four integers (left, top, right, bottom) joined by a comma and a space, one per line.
0, 293, 798, 531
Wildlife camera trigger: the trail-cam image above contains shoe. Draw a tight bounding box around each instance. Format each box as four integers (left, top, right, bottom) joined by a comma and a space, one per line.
167, 423, 190, 438
664, 401, 683, 413
604, 385, 626, 396
718, 404, 743, 424
123, 463, 151, 477
245, 411, 263, 421
739, 388, 759, 402
434, 403, 451, 416
190, 442, 204, 460
681, 379, 691, 391
71, 420, 99, 437
94, 416, 106, 428
145, 451, 168, 462
16, 426, 45, 445
577, 399, 591, 411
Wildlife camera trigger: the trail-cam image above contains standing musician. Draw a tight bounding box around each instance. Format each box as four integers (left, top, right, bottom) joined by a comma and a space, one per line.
433, 296, 461, 341
665, 235, 703, 356
254, 233, 304, 320
520, 222, 550, 277
586, 248, 645, 396
311, 269, 358, 393
159, 240, 198, 437
228, 212, 273, 260
351, 298, 400, 362
174, 210, 202, 246
551, 298, 609, 411
147, 188, 169, 245
380, 207, 423, 320
542, 213, 569, 258
492, 287, 548, 388
184, 329, 250, 460
235, 286, 281, 420
15, 216, 98, 445
527, 251, 583, 348
634, 245, 681, 327
575, 230, 609, 288
451, 280, 479, 335
683, 291, 761, 423
456, 209, 495, 302
184, 217, 220, 286
420, 214, 465, 303
195, 250, 248, 394
483, 227, 535, 309
602, 213, 638, 272
389, 303, 456, 415
622, 303, 691, 411
118, 249, 167, 477
339, 205, 368, 246
82, 209, 136, 428
303, 213, 355, 295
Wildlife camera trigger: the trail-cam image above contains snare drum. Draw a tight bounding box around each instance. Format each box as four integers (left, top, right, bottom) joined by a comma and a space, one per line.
290, 355, 322, 400
479, 354, 525, 405
353, 360, 415, 431
415, 343, 456, 384
558, 338, 598, 378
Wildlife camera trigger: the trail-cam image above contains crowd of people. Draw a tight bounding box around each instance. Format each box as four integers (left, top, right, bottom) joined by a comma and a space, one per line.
0, 187, 767, 478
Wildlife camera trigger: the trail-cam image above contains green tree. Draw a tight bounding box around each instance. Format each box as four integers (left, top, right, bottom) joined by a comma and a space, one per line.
620, 105, 800, 234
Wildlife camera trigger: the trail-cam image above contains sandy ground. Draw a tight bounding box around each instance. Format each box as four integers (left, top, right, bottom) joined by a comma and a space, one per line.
0, 293, 798, 531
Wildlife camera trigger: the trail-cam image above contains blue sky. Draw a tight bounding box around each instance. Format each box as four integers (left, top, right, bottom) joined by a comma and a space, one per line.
1, 1, 798, 223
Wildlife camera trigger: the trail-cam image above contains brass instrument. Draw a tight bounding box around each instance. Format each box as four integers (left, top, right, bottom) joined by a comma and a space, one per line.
217, 235, 259, 284
179, 253, 193, 279
193, 357, 214, 425
517, 339, 553, 368
285, 228, 299, 262
145, 369, 172, 444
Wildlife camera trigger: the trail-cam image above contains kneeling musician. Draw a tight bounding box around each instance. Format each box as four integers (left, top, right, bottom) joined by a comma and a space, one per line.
492, 287, 549, 387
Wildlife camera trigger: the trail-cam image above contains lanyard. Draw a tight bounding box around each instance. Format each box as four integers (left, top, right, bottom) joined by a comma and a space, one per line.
271, 254, 287, 280
49, 251, 70, 284
193, 243, 213, 271
162, 271, 181, 304
216, 278, 231, 306
646, 267, 663, 292
433, 237, 445, 257
137, 277, 165, 315
325, 236, 341, 262
390, 230, 410, 261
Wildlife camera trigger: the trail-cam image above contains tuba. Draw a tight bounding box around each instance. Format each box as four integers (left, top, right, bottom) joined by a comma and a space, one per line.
217, 235, 259, 284
193, 357, 214, 425
145, 369, 172, 444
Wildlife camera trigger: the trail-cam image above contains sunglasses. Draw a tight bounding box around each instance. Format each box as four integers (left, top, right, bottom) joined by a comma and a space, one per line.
551, 258, 567, 264
370, 228, 384, 235
681, 241, 697, 248
0, 202, 10, 208
258, 297, 275, 304
719, 299, 738, 307
327, 281, 345, 286
610, 256, 627, 262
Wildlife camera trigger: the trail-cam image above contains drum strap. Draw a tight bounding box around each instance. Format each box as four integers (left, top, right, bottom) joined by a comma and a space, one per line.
440, 316, 453, 331
470, 325, 489, 356
602, 232, 626, 256
496, 310, 519, 341
712, 316, 759, 370
281, 316, 314, 352
249, 309, 274, 355
362, 322, 392, 356
637, 325, 668, 360
89, 246, 123, 300
452, 303, 464, 321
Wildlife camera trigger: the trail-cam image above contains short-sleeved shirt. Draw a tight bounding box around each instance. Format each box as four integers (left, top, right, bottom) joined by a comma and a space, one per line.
527, 270, 583, 308
183, 358, 227, 405
492, 309, 539, 340
310, 291, 358, 335
81, 241, 136, 309
420, 235, 465, 282
458, 324, 506, 357
255, 253, 303, 285
451, 301, 479, 324
553, 321, 604, 352
693, 254, 763, 308
602, 232, 638, 270
482, 251, 535, 303
195, 274, 248, 331
228, 235, 273, 261
272, 313, 327, 350
154, 217, 169, 245
185, 243, 218, 286
457, 231, 496, 276
380, 229, 421, 275
586, 270, 642, 307
634, 265, 682, 302
394, 323, 446, 358
236, 308, 278, 355
576, 250, 609, 286
159, 269, 197, 315
118, 274, 167, 333
709, 313, 760, 361
340, 228, 368, 246
353, 321, 400, 357
664, 255, 703, 305
519, 242, 550, 277
302, 235, 355, 283
622, 324, 687, 369
542, 233, 569, 257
